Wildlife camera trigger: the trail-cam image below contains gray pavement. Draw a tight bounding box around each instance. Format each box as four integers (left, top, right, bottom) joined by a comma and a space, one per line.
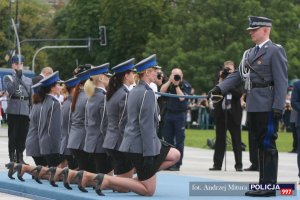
0, 126, 298, 199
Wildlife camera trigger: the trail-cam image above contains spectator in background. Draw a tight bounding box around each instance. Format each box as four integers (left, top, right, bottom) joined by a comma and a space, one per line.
291, 80, 300, 183
289, 109, 297, 153
155, 69, 168, 139
160, 68, 192, 171
209, 61, 243, 172
0, 91, 8, 124
198, 92, 210, 129
32, 67, 53, 85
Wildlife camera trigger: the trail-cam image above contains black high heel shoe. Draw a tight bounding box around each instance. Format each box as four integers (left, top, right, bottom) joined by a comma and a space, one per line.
31, 165, 43, 184
93, 173, 105, 196
14, 163, 25, 182
46, 167, 58, 187
74, 170, 88, 192
59, 167, 72, 190
5, 162, 16, 180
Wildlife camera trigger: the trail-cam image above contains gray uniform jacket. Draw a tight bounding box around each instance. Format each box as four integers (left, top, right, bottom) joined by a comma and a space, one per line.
103, 85, 129, 150
84, 88, 107, 153
25, 103, 42, 156
38, 95, 62, 155
67, 90, 88, 150
60, 96, 72, 155
4, 72, 32, 116
119, 80, 161, 157
218, 40, 288, 112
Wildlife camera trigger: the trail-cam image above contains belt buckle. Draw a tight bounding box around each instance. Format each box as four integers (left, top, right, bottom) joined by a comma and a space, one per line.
20, 96, 24, 100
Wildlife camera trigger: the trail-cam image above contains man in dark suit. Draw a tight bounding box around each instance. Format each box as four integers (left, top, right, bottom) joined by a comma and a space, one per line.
32, 66, 53, 84
209, 16, 288, 197
291, 81, 300, 184
209, 61, 243, 172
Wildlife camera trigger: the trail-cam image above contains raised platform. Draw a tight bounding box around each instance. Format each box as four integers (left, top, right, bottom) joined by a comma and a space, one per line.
0, 171, 298, 199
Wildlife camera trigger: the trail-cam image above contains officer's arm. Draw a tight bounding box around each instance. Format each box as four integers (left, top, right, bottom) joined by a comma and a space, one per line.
271, 47, 288, 111
3, 75, 15, 96
217, 70, 242, 94
139, 91, 156, 157
291, 82, 300, 112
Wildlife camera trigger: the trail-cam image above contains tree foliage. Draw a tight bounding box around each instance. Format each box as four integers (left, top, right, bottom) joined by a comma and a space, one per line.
1, 0, 300, 91
0, 0, 52, 71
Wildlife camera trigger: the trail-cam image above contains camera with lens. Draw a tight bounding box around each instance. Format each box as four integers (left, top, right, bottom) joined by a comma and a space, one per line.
174, 74, 181, 81
220, 68, 230, 79
157, 73, 162, 80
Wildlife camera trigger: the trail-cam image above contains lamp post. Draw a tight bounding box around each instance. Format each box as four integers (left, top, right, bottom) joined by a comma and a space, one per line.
32, 45, 89, 73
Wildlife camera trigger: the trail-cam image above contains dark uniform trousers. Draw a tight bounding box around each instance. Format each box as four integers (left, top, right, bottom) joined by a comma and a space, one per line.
247, 112, 278, 184
213, 109, 242, 169
163, 111, 186, 167
247, 115, 259, 169
7, 114, 29, 159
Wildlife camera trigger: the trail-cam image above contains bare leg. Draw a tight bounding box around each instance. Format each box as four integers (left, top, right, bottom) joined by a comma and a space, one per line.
113, 169, 135, 193
89, 172, 157, 196
159, 147, 180, 170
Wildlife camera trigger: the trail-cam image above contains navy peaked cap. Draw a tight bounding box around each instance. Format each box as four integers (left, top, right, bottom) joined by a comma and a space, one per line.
65, 77, 80, 88
32, 82, 42, 94
89, 63, 110, 76
112, 58, 135, 74
40, 71, 61, 87
247, 16, 272, 30
135, 54, 161, 73
12, 54, 25, 63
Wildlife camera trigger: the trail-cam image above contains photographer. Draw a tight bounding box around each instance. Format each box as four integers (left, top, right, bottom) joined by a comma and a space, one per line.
209, 61, 243, 171
153, 69, 168, 139
160, 68, 192, 171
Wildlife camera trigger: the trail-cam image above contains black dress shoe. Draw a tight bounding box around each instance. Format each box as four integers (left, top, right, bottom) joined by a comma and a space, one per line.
235, 167, 243, 172
167, 166, 180, 171
209, 167, 221, 171
14, 163, 25, 182
46, 167, 58, 187
244, 165, 258, 171
245, 190, 276, 197
93, 173, 105, 196
59, 167, 72, 190
5, 162, 16, 180
74, 170, 88, 193
31, 165, 43, 184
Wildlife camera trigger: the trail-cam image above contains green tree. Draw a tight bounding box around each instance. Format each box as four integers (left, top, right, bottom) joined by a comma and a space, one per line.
0, 0, 53, 71
145, 0, 300, 92
49, 0, 167, 79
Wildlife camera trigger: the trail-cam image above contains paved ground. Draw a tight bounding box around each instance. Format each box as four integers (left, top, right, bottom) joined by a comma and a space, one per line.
0, 126, 298, 199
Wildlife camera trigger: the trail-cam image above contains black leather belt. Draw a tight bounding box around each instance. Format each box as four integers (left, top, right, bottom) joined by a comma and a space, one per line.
251, 81, 274, 88
11, 96, 29, 100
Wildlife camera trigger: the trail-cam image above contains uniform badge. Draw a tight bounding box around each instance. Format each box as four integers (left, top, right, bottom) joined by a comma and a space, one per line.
257, 60, 262, 65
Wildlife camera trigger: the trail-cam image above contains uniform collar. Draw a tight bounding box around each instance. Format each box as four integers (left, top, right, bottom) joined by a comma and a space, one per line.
257, 39, 270, 48
96, 87, 107, 93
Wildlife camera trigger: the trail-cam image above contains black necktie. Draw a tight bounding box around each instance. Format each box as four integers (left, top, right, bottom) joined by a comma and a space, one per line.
254, 46, 260, 56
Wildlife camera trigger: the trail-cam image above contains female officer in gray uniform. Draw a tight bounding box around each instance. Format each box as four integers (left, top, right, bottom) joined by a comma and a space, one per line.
103, 58, 136, 179
83, 63, 113, 174
63, 55, 180, 196
38, 71, 62, 167
25, 83, 47, 166
67, 65, 93, 172
60, 77, 80, 170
